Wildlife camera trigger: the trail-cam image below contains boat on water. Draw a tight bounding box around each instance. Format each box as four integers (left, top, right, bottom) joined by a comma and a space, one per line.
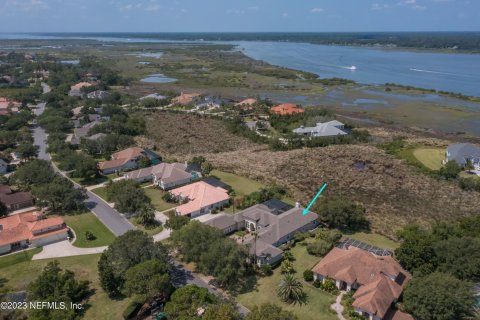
346, 65, 357, 70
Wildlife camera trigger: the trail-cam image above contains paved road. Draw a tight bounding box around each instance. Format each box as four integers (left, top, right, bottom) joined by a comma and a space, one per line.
33, 102, 134, 236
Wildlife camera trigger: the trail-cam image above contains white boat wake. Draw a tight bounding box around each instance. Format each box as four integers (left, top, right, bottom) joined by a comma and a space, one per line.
410, 68, 456, 76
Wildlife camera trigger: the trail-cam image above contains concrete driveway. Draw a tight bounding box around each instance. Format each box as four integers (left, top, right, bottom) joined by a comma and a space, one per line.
32, 240, 107, 260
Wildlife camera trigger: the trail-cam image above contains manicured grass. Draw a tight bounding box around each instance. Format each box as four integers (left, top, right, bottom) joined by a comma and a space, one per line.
64, 213, 116, 248
344, 232, 399, 252
144, 187, 177, 212
236, 240, 337, 320
412, 147, 445, 170
91, 186, 109, 202
210, 170, 265, 196
129, 218, 164, 236
0, 254, 133, 320
0, 247, 42, 269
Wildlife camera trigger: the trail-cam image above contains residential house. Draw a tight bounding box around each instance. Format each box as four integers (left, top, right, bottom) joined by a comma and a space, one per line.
0, 97, 21, 114
0, 186, 34, 211
124, 162, 200, 189
66, 120, 101, 145
172, 92, 202, 106
292, 120, 348, 138
0, 159, 8, 174
206, 199, 319, 266
204, 213, 237, 235
194, 96, 233, 110
311, 246, 412, 320
0, 211, 69, 255
270, 103, 305, 116
98, 147, 161, 174
86, 90, 110, 100
69, 82, 93, 97
169, 181, 230, 218
445, 143, 480, 170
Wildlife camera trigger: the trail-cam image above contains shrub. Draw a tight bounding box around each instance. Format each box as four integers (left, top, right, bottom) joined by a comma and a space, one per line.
303, 269, 314, 282
313, 279, 322, 288
261, 264, 273, 276
321, 278, 339, 295
280, 260, 295, 274
316, 228, 342, 244
122, 300, 142, 320
85, 231, 96, 241
307, 239, 333, 257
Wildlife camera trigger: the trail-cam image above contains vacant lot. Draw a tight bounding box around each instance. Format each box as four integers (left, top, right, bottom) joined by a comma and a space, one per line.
64, 213, 116, 248
139, 111, 258, 157
206, 145, 480, 237
210, 169, 265, 196
0, 254, 132, 320
412, 147, 445, 170
236, 240, 337, 320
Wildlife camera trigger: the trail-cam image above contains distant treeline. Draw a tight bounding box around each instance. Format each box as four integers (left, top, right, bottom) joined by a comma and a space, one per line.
39, 32, 480, 51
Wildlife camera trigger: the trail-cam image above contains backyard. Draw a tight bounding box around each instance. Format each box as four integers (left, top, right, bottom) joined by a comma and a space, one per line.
210, 169, 265, 196
63, 213, 116, 248
236, 239, 337, 320
412, 147, 445, 170
0, 253, 133, 320
344, 231, 399, 252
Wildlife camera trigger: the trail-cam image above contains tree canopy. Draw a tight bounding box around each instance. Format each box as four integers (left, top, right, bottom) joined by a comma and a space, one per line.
314, 196, 368, 231
245, 303, 298, 320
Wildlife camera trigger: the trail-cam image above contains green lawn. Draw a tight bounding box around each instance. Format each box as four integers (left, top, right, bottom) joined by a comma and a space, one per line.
344, 232, 399, 252
70, 175, 109, 187
0, 254, 133, 320
0, 248, 42, 269
236, 240, 337, 320
129, 217, 164, 236
210, 170, 265, 196
64, 213, 116, 248
91, 186, 109, 202
144, 187, 178, 212
412, 147, 445, 170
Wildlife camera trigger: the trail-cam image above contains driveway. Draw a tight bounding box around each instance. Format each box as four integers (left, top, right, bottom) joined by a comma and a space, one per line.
32, 240, 107, 260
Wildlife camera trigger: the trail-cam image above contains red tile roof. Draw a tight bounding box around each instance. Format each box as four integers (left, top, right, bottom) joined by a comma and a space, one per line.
270, 103, 305, 115
170, 181, 229, 216
0, 211, 68, 247
98, 147, 144, 170
312, 247, 411, 319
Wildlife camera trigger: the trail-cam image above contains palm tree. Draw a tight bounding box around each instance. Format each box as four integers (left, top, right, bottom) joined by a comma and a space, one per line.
277, 274, 305, 304
136, 205, 156, 227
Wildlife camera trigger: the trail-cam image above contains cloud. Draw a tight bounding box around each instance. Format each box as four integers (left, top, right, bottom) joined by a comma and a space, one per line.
371, 3, 390, 10
311, 7, 324, 13
5, 0, 47, 11
397, 0, 427, 10
413, 4, 427, 9
144, 3, 160, 11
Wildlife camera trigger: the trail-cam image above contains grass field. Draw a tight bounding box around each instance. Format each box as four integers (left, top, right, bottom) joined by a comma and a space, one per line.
236, 240, 337, 320
64, 213, 116, 248
0, 254, 133, 320
0, 248, 42, 269
144, 187, 178, 212
412, 147, 445, 170
210, 170, 265, 196
91, 186, 108, 201
344, 232, 400, 252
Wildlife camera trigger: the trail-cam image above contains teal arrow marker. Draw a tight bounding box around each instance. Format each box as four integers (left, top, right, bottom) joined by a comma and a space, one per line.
302, 183, 328, 215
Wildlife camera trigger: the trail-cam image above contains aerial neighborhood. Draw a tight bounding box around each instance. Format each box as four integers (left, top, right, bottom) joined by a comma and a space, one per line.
0, 35, 480, 320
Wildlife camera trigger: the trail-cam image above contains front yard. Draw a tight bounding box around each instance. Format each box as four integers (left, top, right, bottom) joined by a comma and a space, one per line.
236, 239, 337, 320
63, 212, 116, 248
144, 186, 178, 212
0, 253, 133, 320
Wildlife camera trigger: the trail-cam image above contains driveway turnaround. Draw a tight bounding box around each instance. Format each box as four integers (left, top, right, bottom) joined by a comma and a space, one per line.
32, 240, 107, 260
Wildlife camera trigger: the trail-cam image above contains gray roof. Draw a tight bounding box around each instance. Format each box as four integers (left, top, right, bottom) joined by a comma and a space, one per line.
235, 200, 317, 245
124, 162, 191, 183
204, 213, 236, 230
140, 93, 167, 100
86, 133, 107, 141
0, 159, 7, 166
246, 239, 283, 259
446, 143, 480, 165
87, 90, 110, 99
293, 120, 347, 137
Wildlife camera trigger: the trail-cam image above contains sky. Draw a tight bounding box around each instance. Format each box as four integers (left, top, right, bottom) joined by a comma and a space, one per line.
0, 0, 479, 33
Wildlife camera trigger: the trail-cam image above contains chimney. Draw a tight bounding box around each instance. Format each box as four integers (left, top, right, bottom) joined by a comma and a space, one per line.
0, 224, 3, 232
295, 201, 300, 209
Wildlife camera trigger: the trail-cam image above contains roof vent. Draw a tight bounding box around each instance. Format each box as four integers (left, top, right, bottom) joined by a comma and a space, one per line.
0, 224, 3, 232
